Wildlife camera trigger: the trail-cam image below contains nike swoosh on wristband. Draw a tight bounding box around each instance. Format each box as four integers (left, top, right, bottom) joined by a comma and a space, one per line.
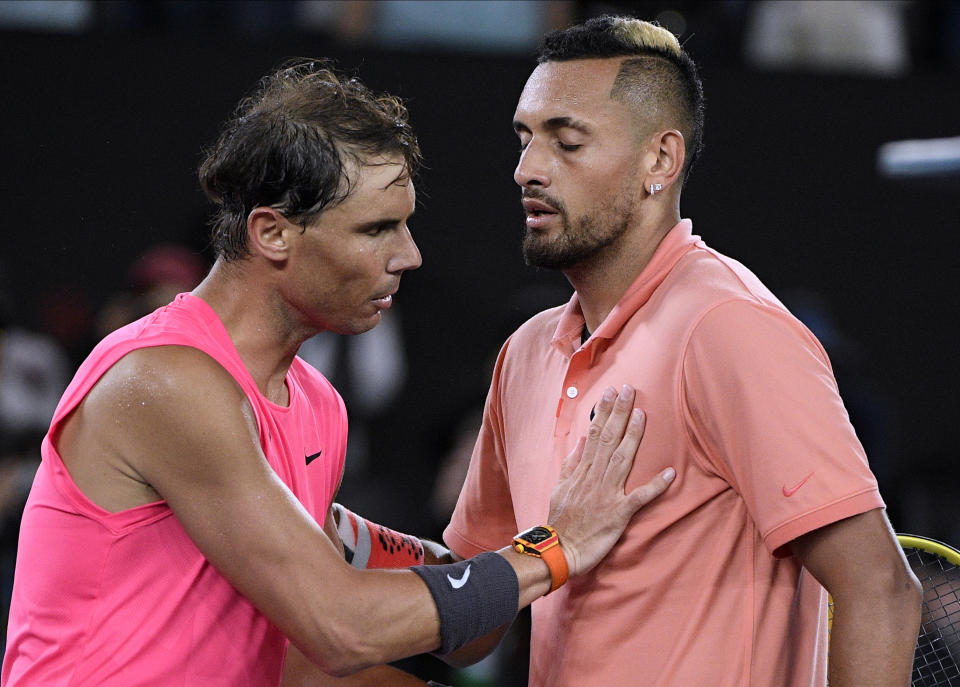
305, 450, 323, 466
447, 565, 471, 589
782, 471, 815, 497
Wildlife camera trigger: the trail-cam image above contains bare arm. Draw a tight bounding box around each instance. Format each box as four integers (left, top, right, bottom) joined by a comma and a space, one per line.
281, 649, 432, 687
64, 350, 670, 677
280, 513, 433, 686
790, 508, 922, 686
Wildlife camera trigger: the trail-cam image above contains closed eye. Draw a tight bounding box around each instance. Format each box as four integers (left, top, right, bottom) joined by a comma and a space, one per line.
558, 142, 581, 152
363, 221, 400, 237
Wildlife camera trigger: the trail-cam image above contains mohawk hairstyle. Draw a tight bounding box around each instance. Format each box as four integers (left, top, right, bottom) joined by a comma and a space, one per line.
537, 16, 705, 183
198, 59, 422, 262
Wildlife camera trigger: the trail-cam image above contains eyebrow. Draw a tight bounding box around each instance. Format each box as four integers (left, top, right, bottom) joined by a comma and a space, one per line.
354, 209, 416, 232
513, 116, 593, 135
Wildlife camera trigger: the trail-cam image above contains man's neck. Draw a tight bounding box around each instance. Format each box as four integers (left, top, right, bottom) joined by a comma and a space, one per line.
192, 261, 315, 406
565, 215, 678, 334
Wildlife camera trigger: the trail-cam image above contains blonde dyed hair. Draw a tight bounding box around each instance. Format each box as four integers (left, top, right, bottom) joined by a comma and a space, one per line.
615, 18, 683, 56
536, 15, 705, 183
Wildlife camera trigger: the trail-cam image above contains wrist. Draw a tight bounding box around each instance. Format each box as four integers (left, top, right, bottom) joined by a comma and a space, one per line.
555, 529, 581, 577
499, 547, 552, 608
512, 525, 570, 595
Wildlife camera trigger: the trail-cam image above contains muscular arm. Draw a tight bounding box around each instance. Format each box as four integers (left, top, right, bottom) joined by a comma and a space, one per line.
61, 349, 668, 677
281, 512, 433, 686
790, 508, 922, 686
322, 510, 511, 669
64, 346, 442, 675
281, 649, 432, 687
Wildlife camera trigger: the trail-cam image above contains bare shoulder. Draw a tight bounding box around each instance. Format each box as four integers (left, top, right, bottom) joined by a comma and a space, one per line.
59, 345, 255, 512
96, 344, 242, 399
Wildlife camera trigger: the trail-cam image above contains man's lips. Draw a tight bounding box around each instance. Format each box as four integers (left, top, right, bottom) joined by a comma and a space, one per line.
522, 198, 560, 229
522, 198, 559, 216
372, 290, 396, 310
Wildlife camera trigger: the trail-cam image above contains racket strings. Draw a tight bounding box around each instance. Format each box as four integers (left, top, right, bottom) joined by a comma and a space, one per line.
907, 547, 960, 686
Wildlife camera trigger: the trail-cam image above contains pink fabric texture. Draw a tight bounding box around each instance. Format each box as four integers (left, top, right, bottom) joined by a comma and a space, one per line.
3, 293, 347, 686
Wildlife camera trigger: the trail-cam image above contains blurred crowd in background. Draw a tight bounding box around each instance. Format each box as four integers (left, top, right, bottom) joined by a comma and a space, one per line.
1, 1, 958, 683
0, 0, 959, 73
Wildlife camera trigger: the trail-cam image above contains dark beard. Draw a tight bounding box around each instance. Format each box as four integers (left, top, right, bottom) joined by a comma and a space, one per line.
522, 209, 631, 270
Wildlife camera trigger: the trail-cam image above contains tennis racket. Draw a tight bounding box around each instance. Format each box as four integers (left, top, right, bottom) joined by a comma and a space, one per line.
829, 534, 960, 686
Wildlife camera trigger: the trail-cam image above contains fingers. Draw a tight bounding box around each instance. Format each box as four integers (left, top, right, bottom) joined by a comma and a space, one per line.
601, 407, 646, 487
623, 467, 677, 515
581, 385, 635, 475
580, 386, 616, 471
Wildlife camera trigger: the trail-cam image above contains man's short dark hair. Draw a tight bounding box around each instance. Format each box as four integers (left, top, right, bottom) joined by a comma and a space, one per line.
198, 59, 422, 262
537, 16, 705, 183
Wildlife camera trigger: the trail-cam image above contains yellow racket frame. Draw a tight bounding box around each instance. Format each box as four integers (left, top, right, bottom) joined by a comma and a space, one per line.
829, 534, 960, 629
898, 534, 960, 566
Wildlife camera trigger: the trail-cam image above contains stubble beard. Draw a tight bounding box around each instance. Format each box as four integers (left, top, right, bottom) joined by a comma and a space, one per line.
522, 197, 633, 271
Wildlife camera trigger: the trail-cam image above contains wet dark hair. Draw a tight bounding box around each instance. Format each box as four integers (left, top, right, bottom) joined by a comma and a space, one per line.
537, 16, 705, 183
198, 59, 422, 261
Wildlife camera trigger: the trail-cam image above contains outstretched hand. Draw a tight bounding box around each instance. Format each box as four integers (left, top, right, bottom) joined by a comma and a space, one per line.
548, 385, 675, 577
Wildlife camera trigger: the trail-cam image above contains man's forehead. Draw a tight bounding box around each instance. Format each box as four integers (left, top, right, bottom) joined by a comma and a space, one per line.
516, 59, 623, 116
350, 156, 410, 189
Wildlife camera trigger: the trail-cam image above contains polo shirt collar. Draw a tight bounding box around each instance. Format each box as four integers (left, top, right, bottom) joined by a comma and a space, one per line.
551, 219, 700, 353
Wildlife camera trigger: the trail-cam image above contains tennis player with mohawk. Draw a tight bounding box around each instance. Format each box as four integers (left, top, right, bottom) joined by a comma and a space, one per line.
444, 16, 922, 687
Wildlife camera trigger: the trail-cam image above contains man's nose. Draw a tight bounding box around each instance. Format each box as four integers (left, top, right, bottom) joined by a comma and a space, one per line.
388, 226, 422, 274
514, 142, 550, 188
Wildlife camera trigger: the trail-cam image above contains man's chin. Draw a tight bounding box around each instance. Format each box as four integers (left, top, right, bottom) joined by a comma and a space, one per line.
326, 312, 382, 337
523, 241, 581, 270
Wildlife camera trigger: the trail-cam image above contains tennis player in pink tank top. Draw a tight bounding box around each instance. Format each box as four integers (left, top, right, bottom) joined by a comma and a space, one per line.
2, 61, 676, 686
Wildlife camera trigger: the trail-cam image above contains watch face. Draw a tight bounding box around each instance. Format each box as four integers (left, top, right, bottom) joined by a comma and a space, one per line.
521, 526, 554, 545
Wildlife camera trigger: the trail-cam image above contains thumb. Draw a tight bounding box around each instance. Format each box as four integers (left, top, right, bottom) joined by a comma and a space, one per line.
623, 467, 676, 515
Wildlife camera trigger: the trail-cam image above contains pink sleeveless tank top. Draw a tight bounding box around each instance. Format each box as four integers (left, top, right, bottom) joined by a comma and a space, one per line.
2, 293, 347, 686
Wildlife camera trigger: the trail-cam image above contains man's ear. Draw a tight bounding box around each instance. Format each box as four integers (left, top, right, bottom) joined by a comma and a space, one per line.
644, 129, 686, 194
247, 207, 292, 262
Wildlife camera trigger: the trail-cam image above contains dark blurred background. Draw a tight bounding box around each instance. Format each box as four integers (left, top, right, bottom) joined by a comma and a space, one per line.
1, 0, 958, 683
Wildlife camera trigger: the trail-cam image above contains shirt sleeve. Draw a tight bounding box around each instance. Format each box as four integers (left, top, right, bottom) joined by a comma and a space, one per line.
681, 299, 884, 556
443, 340, 519, 558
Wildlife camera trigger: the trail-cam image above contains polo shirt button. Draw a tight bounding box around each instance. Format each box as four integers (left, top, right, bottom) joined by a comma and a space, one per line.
566, 386, 579, 399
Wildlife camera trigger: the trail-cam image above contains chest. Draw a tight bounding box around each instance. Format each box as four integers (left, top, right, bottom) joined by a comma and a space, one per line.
255, 382, 347, 522
497, 315, 725, 529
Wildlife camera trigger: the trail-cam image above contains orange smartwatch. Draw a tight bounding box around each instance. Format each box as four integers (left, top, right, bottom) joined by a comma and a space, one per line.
512, 525, 569, 595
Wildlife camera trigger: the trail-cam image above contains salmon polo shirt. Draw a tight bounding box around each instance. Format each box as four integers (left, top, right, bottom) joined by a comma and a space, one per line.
445, 220, 883, 686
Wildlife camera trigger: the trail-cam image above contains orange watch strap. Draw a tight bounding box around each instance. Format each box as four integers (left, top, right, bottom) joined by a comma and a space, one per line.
541, 542, 569, 594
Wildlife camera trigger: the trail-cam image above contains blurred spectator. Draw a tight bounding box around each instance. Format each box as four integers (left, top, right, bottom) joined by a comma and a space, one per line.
744, 0, 911, 76
4, 0, 958, 74
0, 0, 92, 32
35, 285, 97, 368
95, 243, 208, 338
0, 265, 71, 649
312, 0, 576, 53
0, 264, 70, 455
0, 331, 69, 455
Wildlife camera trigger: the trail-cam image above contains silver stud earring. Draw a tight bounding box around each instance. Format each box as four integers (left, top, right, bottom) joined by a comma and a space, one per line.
650, 183, 663, 195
